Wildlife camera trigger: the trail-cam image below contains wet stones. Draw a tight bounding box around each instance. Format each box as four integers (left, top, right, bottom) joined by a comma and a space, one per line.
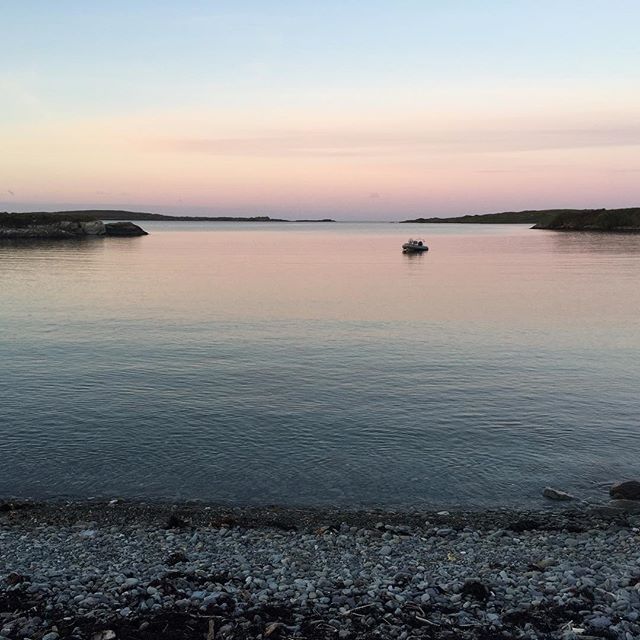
461, 579, 491, 601
610, 480, 640, 501
543, 487, 574, 501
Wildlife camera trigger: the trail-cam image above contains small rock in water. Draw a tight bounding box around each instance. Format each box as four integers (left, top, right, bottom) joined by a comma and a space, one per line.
104, 221, 148, 237
610, 480, 640, 500
543, 487, 574, 501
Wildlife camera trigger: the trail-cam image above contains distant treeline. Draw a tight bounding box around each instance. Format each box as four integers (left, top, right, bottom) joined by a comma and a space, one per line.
402, 208, 640, 230
0, 210, 336, 224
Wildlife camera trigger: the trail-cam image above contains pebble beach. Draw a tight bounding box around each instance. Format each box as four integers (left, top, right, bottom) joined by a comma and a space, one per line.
2, 501, 640, 640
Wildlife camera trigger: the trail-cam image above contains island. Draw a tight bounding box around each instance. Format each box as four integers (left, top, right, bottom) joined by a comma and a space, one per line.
67, 211, 290, 222
402, 207, 640, 231
20, 210, 336, 222
0, 212, 148, 238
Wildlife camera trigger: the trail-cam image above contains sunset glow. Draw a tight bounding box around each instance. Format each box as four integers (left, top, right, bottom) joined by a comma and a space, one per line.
2, 1, 639, 219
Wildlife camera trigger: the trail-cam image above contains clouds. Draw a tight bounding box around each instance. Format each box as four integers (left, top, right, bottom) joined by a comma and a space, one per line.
2, 0, 639, 221
1, 101, 639, 219
151, 123, 640, 159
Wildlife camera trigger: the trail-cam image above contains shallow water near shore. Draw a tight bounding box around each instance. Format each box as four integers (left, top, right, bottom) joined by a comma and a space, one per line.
1, 222, 639, 507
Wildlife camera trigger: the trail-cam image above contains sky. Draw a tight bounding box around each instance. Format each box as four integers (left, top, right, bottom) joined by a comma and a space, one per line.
1, 1, 639, 220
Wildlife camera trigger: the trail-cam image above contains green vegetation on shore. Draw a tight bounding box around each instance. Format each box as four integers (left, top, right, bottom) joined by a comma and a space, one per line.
402, 207, 640, 230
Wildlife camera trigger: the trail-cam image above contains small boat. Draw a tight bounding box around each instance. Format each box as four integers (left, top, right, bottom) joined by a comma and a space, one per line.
402, 238, 428, 253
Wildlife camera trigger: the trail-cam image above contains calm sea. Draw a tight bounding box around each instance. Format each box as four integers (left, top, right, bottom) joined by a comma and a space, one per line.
1, 222, 639, 508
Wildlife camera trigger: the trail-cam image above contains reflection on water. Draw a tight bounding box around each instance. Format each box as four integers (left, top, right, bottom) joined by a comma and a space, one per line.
1, 223, 639, 507
544, 229, 640, 254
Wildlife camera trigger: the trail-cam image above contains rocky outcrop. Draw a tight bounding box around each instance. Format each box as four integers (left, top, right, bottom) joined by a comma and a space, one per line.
542, 487, 574, 501
610, 480, 640, 500
0, 213, 148, 239
0, 220, 106, 239
104, 221, 148, 236
81, 220, 106, 235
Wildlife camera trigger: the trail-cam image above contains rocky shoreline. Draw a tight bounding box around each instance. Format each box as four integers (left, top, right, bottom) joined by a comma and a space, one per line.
0, 214, 148, 239
2, 500, 640, 639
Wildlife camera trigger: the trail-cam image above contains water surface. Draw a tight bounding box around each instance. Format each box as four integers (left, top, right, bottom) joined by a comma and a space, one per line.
1, 222, 639, 507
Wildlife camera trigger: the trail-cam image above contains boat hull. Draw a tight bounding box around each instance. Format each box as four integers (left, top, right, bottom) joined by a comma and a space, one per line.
402, 244, 428, 253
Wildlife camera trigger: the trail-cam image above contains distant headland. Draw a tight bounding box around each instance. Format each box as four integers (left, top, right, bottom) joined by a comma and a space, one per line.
402, 210, 549, 224
402, 208, 640, 231
11, 210, 334, 223
0, 210, 337, 240
531, 208, 640, 231
70, 210, 290, 222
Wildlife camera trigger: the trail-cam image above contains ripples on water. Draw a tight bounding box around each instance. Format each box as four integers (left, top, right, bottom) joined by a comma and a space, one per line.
1, 223, 639, 507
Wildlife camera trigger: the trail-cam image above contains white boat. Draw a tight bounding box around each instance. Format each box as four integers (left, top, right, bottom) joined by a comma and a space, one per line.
402, 238, 428, 253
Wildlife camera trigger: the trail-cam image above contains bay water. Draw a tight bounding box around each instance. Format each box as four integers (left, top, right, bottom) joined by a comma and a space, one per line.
1, 222, 638, 507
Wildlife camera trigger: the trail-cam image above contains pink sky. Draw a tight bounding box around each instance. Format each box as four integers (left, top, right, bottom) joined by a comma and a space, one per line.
3, 97, 639, 219
2, 2, 639, 219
